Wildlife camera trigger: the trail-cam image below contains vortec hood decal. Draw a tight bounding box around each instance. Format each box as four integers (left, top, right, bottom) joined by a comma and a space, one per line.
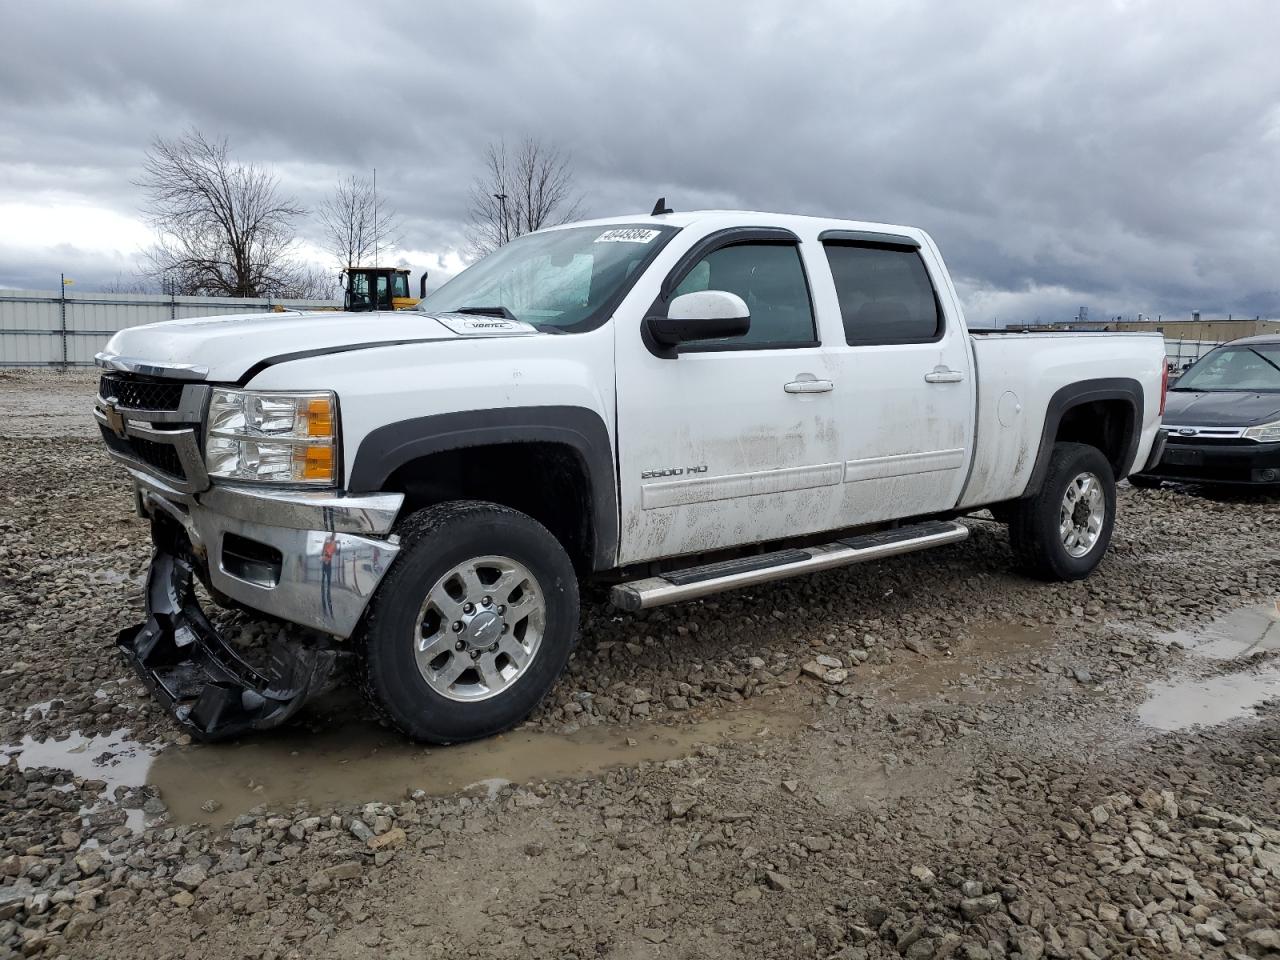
431, 313, 540, 337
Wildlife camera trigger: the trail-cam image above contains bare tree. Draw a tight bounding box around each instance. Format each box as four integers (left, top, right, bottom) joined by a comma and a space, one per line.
101, 272, 156, 294
137, 128, 307, 297
465, 137, 584, 257
316, 174, 401, 269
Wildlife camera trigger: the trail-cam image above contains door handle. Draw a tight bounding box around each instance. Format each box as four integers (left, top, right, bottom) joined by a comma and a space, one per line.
784, 379, 834, 394
924, 366, 964, 384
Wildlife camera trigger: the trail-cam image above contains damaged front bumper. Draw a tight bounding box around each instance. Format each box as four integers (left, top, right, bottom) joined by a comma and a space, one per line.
119, 479, 403, 739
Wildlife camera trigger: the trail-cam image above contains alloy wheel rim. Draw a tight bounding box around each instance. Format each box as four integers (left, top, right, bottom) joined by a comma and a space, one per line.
1059, 471, 1105, 558
413, 555, 545, 702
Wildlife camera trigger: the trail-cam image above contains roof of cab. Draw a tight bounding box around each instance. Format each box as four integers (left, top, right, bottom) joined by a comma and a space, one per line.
546, 209, 926, 241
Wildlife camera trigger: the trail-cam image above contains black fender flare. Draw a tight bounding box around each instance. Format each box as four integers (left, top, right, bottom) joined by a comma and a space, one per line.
347, 406, 618, 570
1022, 378, 1144, 496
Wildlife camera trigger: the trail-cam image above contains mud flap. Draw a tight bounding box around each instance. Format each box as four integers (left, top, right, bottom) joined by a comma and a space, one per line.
117, 547, 338, 741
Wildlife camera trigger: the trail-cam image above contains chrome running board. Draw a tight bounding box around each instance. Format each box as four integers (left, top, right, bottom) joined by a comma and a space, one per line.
610, 520, 969, 611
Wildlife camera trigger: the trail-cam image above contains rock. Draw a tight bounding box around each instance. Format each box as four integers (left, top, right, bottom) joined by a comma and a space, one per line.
367, 827, 406, 850
669, 797, 697, 818
765, 871, 793, 891
63, 911, 102, 940
732, 887, 762, 905
801, 661, 827, 681
173, 863, 208, 891
306, 871, 333, 895
325, 861, 363, 882
74, 850, 104, 876
960, 894, 1002, 920
801, 835, 831, 853
909, 865, 935, 886
1246, 929, 1280, 951
781, 780, 800, 794
1072, 667, 1092, 684
200, 799, 222, 813
815, 654, 842, 669
1123, 908, 1147, 932
1008, 929, 1044, 960
824, 668, 849, 684
349, 819, 374, 842
171, 890, 195, 907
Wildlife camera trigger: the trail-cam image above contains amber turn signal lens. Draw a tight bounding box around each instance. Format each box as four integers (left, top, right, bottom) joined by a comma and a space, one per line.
296, 444, 335, 483
305, 397, 335, 437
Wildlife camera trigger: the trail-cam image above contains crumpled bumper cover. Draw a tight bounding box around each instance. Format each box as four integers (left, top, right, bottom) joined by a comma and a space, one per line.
118, 546, 339, 741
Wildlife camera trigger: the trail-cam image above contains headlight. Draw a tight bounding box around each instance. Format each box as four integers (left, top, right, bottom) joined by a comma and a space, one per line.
1243, 420, 1280, 443
205, 389, 337, 484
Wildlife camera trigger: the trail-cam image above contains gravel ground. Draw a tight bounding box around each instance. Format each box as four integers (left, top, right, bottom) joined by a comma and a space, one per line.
2, 367, 1280, 960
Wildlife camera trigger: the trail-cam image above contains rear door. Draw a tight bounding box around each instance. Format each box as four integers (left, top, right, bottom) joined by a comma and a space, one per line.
815, 232, 976, 523
613, 228, 847, 564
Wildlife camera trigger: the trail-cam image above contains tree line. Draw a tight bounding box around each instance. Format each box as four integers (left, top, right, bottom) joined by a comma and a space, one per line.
136, 129, 583, 299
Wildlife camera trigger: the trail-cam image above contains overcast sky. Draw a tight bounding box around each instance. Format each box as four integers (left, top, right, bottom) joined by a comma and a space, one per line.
1, 0, 1278, 324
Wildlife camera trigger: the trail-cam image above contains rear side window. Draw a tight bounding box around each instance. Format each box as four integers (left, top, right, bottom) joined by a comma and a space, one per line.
823, 243, 942, 345
672, 241, 816, 348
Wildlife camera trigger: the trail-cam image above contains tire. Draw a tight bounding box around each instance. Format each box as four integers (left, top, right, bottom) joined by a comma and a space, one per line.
1008, 442, 1116, 582
360, 500, 580, 743
1127, 474, 1163, 489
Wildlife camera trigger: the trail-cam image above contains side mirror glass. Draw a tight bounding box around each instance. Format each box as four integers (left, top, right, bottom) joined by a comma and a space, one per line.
645, 290, 751, 351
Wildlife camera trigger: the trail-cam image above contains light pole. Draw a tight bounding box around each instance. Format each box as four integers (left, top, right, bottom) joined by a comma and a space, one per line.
493, 192, 509, 244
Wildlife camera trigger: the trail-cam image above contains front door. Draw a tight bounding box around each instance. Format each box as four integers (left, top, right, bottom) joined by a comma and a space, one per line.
614, 233, 847, 564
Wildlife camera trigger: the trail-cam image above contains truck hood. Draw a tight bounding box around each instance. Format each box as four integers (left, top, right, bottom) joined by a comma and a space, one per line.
1163, 389, 1280, 427
99, 309, 541, 383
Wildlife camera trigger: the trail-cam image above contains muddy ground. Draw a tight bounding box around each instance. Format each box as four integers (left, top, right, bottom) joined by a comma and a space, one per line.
1, 367, 1279, 960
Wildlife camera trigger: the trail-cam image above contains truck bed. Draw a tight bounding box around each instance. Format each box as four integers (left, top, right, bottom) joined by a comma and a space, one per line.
957, 331, 1166, 509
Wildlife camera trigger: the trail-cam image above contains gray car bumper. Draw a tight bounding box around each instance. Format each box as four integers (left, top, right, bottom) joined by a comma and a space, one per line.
134, 474, 402, 640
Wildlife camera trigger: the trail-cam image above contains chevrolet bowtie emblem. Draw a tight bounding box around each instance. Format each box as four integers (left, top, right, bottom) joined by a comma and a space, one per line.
100, 397, 127, 438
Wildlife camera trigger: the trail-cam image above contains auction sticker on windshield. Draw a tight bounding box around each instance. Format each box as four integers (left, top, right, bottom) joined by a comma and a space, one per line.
595, 228, 661, 243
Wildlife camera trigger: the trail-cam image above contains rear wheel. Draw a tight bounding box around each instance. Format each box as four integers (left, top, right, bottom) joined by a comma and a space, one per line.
1009, 442, 1116, 581
360, 500, 579, 743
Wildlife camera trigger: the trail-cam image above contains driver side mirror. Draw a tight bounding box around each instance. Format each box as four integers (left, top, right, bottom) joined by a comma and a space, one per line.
645, 290, 751, 354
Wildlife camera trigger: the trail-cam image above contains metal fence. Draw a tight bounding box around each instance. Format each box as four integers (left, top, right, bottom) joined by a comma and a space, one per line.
0, 288, 340, 367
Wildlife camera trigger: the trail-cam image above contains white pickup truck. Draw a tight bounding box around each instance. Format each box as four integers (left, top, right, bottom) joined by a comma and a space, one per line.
94, 209, 1168, 743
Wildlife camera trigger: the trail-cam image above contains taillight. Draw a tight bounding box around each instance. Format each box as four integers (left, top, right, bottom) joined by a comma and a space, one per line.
1159, 362, 1169, 417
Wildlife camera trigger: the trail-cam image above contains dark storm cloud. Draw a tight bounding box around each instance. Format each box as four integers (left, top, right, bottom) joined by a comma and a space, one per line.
1, 0, 1277, 321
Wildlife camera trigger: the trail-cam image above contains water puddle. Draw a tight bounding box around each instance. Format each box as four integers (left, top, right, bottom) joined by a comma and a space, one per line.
1138, 603, 1280, 732
866, 622, 1053, 702
3, 729, 157, 833
1139, 669, 1280, 732
1159, 602, 1280, 660
4, 728, 154, 795
6, 700, 804, 826
151, 702, 802, 823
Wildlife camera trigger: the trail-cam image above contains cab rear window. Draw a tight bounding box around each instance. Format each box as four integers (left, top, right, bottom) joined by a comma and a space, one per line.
823, 243, 942, 346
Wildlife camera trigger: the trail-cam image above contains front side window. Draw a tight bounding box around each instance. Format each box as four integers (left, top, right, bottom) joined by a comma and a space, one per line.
671, 242, 816, 348
393, 273, 410, 298
824, 243, 942, 346
418, 224, 677, 332
1174, 344, 1280, 393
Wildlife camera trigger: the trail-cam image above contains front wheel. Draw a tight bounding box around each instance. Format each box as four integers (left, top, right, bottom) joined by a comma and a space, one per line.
360, 500, 580, 743
1008, 442, 1116, 581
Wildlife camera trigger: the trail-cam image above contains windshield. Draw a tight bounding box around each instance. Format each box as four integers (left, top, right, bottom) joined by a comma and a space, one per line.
1173, 343, 1280, 393
418, 224, 677, 331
